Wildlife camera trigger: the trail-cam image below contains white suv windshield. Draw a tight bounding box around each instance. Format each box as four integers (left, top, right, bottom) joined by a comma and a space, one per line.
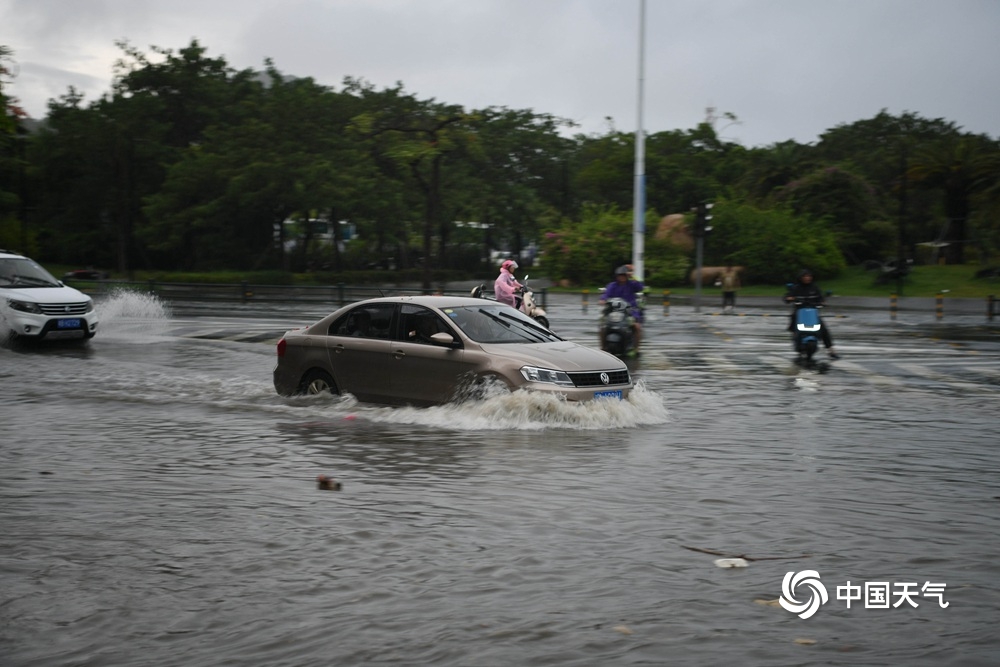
0, 258, 61, 288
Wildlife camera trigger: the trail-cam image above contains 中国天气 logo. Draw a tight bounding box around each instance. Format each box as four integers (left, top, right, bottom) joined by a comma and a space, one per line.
779, 570, 829, 620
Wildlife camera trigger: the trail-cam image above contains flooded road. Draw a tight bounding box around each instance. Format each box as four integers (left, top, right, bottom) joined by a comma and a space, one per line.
2, 293, 999, 666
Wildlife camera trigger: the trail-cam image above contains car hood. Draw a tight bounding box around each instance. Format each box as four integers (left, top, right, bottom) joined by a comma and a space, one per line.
479, 341, 623, 372
1, 284, 91, 303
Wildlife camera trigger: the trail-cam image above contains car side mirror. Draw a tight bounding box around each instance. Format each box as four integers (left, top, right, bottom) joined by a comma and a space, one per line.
430, 332, 457, 347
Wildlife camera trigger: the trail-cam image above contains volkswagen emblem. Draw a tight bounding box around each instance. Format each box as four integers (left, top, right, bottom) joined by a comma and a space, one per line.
64, 305, 71, 312
600, 372, 610, 385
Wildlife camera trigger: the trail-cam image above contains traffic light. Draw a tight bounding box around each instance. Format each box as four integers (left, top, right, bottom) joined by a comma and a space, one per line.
694, 201, 714, 238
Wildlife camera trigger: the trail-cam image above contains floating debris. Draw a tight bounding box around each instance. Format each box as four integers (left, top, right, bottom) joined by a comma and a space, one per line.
683, 545, 812, 562
794, 638, 817, 646
316, 474, 342, 491
714, 558, 749, 568
612, 625, 633, 635
753, 598, 783, 607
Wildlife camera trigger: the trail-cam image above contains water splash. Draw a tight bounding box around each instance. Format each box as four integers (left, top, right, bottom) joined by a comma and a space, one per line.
96, 289, 172, 339
365, 381, 669, 431
791, 376, 819, 392
0, 307, 12, 344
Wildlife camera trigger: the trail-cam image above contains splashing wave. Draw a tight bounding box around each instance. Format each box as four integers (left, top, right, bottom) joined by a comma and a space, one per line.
364, 381, 669, 431
96, 289, 172, 338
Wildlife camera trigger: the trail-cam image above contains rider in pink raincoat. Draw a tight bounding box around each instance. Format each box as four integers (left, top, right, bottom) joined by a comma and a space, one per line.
494, 259, 523, 308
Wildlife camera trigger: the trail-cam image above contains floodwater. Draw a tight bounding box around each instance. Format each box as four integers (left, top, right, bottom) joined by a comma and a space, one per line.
2, 292, 999, 666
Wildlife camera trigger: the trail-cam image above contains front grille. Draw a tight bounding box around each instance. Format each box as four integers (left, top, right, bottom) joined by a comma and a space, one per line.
569, 369, 631, 388
39, 302, 90, 316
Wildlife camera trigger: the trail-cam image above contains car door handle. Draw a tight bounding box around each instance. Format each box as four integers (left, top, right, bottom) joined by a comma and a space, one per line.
333, 344, 345, 353
393, 349, 406, 359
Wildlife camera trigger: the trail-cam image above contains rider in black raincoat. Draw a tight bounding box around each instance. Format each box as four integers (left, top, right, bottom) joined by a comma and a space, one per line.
784, 269, 840, 359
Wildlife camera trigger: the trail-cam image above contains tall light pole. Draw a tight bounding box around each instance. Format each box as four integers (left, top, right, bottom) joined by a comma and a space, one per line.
631, 0, 646, 282
897, 139, 907, 297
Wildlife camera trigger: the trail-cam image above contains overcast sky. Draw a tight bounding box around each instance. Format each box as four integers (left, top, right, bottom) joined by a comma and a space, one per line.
3, 0, 998, 147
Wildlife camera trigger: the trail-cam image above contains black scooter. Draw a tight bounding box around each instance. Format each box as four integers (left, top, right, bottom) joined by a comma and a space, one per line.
600, 297, 636, 357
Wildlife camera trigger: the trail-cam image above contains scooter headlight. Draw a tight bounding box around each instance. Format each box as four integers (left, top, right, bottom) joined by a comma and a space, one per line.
608, 311, 626, 323
7, 299, 43, 314
520, 366, 575, 387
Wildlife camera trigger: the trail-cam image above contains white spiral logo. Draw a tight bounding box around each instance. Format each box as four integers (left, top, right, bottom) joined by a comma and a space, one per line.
779, 570, 828, 620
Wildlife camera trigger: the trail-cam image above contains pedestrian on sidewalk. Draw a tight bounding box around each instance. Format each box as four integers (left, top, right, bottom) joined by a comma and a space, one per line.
720, 264, 741, 314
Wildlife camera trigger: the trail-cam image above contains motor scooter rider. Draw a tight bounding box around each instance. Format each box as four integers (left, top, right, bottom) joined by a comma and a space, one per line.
599, 265, 644, 354
494, 259, 523, 308
784, 269, 839, 359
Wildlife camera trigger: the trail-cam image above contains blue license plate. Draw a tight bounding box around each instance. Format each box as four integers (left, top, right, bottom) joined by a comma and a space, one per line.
57, 319, 81, 329
594, 389, 623, 400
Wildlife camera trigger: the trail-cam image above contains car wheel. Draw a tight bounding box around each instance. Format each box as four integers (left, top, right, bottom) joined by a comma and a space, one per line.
299, 369, 338, 396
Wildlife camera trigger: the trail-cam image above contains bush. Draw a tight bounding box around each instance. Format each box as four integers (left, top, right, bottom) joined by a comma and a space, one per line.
540, 205, 688, 286
706, 200, 846, 283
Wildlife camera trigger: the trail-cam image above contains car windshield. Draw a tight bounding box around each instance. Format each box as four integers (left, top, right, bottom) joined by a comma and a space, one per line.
0, 258, 62, 288
441, 305, 562, 344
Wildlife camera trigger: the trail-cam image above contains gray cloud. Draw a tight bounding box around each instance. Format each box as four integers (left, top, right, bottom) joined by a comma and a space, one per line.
3, 0, 998, 146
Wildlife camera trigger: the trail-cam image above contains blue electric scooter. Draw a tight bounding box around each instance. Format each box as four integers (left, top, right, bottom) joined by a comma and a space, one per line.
788, 293, 827, 366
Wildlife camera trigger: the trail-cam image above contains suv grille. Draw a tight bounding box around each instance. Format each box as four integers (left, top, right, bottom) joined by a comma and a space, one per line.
39, 302, 90, 316
568, 369, 631, 388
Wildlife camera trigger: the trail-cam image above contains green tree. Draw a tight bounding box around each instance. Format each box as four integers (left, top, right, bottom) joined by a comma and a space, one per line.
464, 106, 574, 269
143, 67, 368, 271
908, 133, 1000, 264
0, 45, 29, 251
775, 166, 888, 262
351, 83, 475, 288
706, 200, 846, 283
736, 140, 817, 203
573, 129, 635, 210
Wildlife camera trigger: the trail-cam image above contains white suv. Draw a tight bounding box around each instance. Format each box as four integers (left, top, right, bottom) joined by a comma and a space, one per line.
0, 249, 99, 340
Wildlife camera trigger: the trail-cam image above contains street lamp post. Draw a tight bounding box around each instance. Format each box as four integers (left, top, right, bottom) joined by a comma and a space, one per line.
897, 139, 908, 297
631, 0, 646, 282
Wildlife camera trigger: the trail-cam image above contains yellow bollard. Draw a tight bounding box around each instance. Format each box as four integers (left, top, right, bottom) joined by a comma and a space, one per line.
936, 292, 943, 320
663, 290, 671, 316
890, 293, 897, 321
582, 289, 589, 314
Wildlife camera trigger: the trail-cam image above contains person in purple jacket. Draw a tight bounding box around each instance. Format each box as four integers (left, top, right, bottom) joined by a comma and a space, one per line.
599, 265, 645, 353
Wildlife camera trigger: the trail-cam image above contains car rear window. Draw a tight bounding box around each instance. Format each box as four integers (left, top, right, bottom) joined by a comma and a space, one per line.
328, 303, 395, 339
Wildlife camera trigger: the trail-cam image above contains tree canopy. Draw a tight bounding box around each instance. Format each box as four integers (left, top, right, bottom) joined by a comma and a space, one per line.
2, 40, 999, 286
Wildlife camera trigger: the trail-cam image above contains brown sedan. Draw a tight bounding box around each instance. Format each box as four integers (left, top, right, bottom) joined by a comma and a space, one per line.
273, 296, 631, 406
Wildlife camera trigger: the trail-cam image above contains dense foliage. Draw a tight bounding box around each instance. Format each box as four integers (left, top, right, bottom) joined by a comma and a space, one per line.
2, 40, 999, 286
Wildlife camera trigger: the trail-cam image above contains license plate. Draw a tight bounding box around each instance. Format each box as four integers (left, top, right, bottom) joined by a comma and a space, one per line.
57, 318, 81, 329
594, 389, 623, 400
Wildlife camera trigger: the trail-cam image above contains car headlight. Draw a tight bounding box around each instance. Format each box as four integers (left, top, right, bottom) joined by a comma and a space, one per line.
7, 299, 43, 314
520, 366, 574, 387
84, 299, 94, 313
